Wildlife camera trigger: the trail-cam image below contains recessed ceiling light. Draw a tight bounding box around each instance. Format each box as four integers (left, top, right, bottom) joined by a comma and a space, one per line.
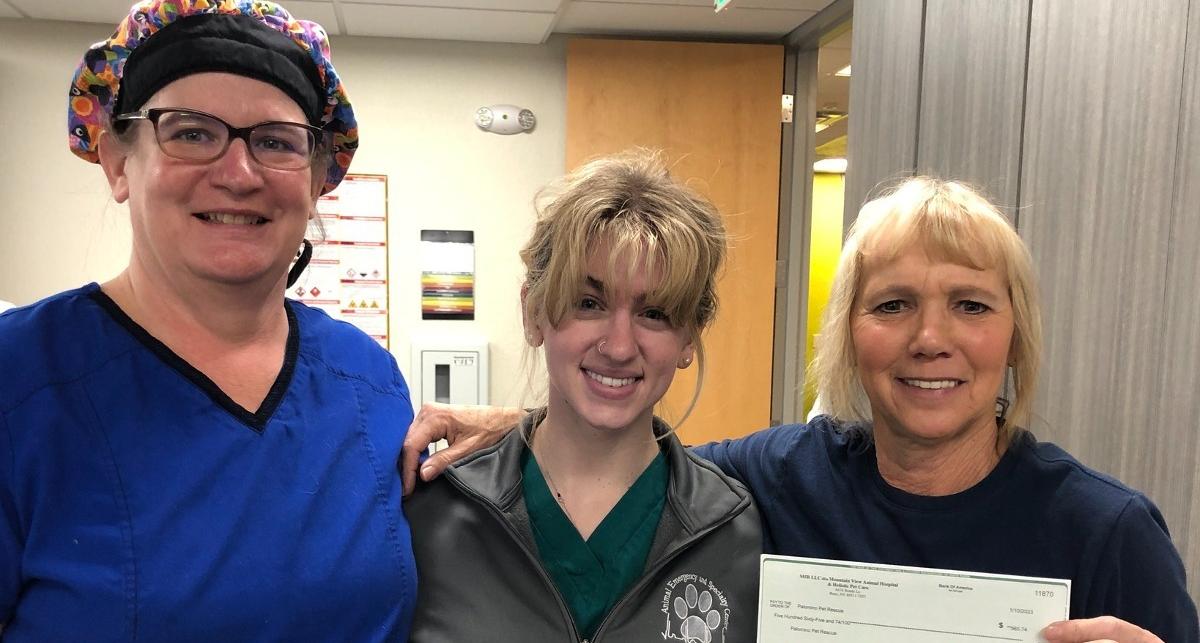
813, 158, 848, 174
834, 65, 851, 77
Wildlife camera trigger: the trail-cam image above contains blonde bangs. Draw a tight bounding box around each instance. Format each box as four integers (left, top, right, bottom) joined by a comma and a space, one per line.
853, 181, 1013, 279
526, 150, 723, 340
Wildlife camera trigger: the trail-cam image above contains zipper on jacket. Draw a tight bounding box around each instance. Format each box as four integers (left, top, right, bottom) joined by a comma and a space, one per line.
588, 499, 750, 641
444, 472, 585, 642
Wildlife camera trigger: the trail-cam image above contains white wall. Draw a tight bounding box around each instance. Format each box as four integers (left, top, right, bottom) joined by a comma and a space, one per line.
0, 19, 565, 406
0, 20, 131, 306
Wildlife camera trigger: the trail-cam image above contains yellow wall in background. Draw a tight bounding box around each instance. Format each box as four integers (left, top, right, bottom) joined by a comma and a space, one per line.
804, 172, 845, 414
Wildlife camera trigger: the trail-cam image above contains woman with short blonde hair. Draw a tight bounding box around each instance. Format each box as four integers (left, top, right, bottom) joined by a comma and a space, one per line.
812, 176, 1041, 439
699, 177, 1195, 642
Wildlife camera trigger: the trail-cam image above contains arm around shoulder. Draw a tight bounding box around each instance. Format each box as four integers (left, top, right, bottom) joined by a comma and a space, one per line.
399, 403, 523, 495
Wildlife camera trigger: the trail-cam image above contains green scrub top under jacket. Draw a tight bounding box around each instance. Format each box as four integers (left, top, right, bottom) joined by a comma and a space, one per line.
522, 450, 668, 639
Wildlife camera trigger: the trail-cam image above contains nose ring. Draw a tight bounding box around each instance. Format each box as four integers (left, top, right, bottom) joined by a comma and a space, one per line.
598, 339, 608, 356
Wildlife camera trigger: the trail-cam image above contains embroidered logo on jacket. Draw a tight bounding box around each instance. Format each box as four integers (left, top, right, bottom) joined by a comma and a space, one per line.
660, 573, 729, 642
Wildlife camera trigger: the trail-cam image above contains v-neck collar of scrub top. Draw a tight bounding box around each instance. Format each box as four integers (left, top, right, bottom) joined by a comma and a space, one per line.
521, 447, 668, 639
89, 286, 299, 433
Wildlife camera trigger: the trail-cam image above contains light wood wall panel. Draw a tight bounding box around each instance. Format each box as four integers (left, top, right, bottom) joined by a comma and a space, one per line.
844, 0, 923, 222
1160, 0, 1200, 597
1018, 0, 1194, 592
565, 39, 783, 444
917, 0, 1028, 208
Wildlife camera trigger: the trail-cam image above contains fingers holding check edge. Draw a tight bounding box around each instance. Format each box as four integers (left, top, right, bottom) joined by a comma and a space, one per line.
1041, 616, 1161, 643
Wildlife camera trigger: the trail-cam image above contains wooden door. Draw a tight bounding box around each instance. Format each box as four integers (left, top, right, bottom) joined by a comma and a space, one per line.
566, 38, 783, 444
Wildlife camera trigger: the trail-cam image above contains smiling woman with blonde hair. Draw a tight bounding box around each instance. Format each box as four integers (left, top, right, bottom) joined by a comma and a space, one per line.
406, 149, 761, 642
698, 177, 1196, 642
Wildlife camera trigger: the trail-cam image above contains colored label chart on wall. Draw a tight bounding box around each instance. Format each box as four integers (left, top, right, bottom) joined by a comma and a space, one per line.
420, 230, 475, 320
289, 174, 390, 348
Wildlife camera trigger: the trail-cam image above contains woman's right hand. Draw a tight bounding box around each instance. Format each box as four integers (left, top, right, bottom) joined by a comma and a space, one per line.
400, 403, 523, 495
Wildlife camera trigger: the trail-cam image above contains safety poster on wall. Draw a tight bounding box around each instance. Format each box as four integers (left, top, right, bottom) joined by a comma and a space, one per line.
289, 173, 390, 348
420, 229, 475, 320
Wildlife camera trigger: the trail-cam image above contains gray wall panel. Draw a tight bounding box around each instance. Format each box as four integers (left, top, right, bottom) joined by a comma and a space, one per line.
917, 0, 1028, 207
1018, 0, 1191, 586
1159, 0, 1200, 599
844, 0, 923, 222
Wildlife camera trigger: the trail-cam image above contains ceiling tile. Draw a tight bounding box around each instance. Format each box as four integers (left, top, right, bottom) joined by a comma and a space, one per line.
555, 1, 815, 38
8, 0, 132, 24
344, 0, 562, 11
285, 0, 342, 35
8, 0, 341, 29
577, 0, 831, 10
341, 3, 556, 43
4, 0, 828, 43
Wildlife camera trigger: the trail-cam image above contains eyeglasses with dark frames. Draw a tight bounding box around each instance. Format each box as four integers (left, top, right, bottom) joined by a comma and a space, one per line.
112, 108, 327, 171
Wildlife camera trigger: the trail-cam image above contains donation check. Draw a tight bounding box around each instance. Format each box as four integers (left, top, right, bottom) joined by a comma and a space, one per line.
758, 555, 1069, 642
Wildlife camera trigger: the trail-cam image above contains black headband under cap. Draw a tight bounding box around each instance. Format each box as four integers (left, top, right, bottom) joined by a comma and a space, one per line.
116, 13, 325, 125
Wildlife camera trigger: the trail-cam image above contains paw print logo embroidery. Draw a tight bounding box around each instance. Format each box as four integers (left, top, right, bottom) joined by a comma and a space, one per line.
674, 583, 721, 642
661, 573, 729, 643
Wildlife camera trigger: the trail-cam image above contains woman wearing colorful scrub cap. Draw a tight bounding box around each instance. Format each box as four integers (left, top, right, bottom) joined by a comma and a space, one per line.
0, 1, 415, 639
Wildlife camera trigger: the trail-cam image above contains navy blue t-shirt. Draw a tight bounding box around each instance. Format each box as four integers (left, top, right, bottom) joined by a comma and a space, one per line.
694, 417, 1198, 642
0, 284, 416, 641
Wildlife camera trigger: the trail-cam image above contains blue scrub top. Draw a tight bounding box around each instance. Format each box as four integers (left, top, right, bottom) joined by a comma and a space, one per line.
0, 284, 417, 641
